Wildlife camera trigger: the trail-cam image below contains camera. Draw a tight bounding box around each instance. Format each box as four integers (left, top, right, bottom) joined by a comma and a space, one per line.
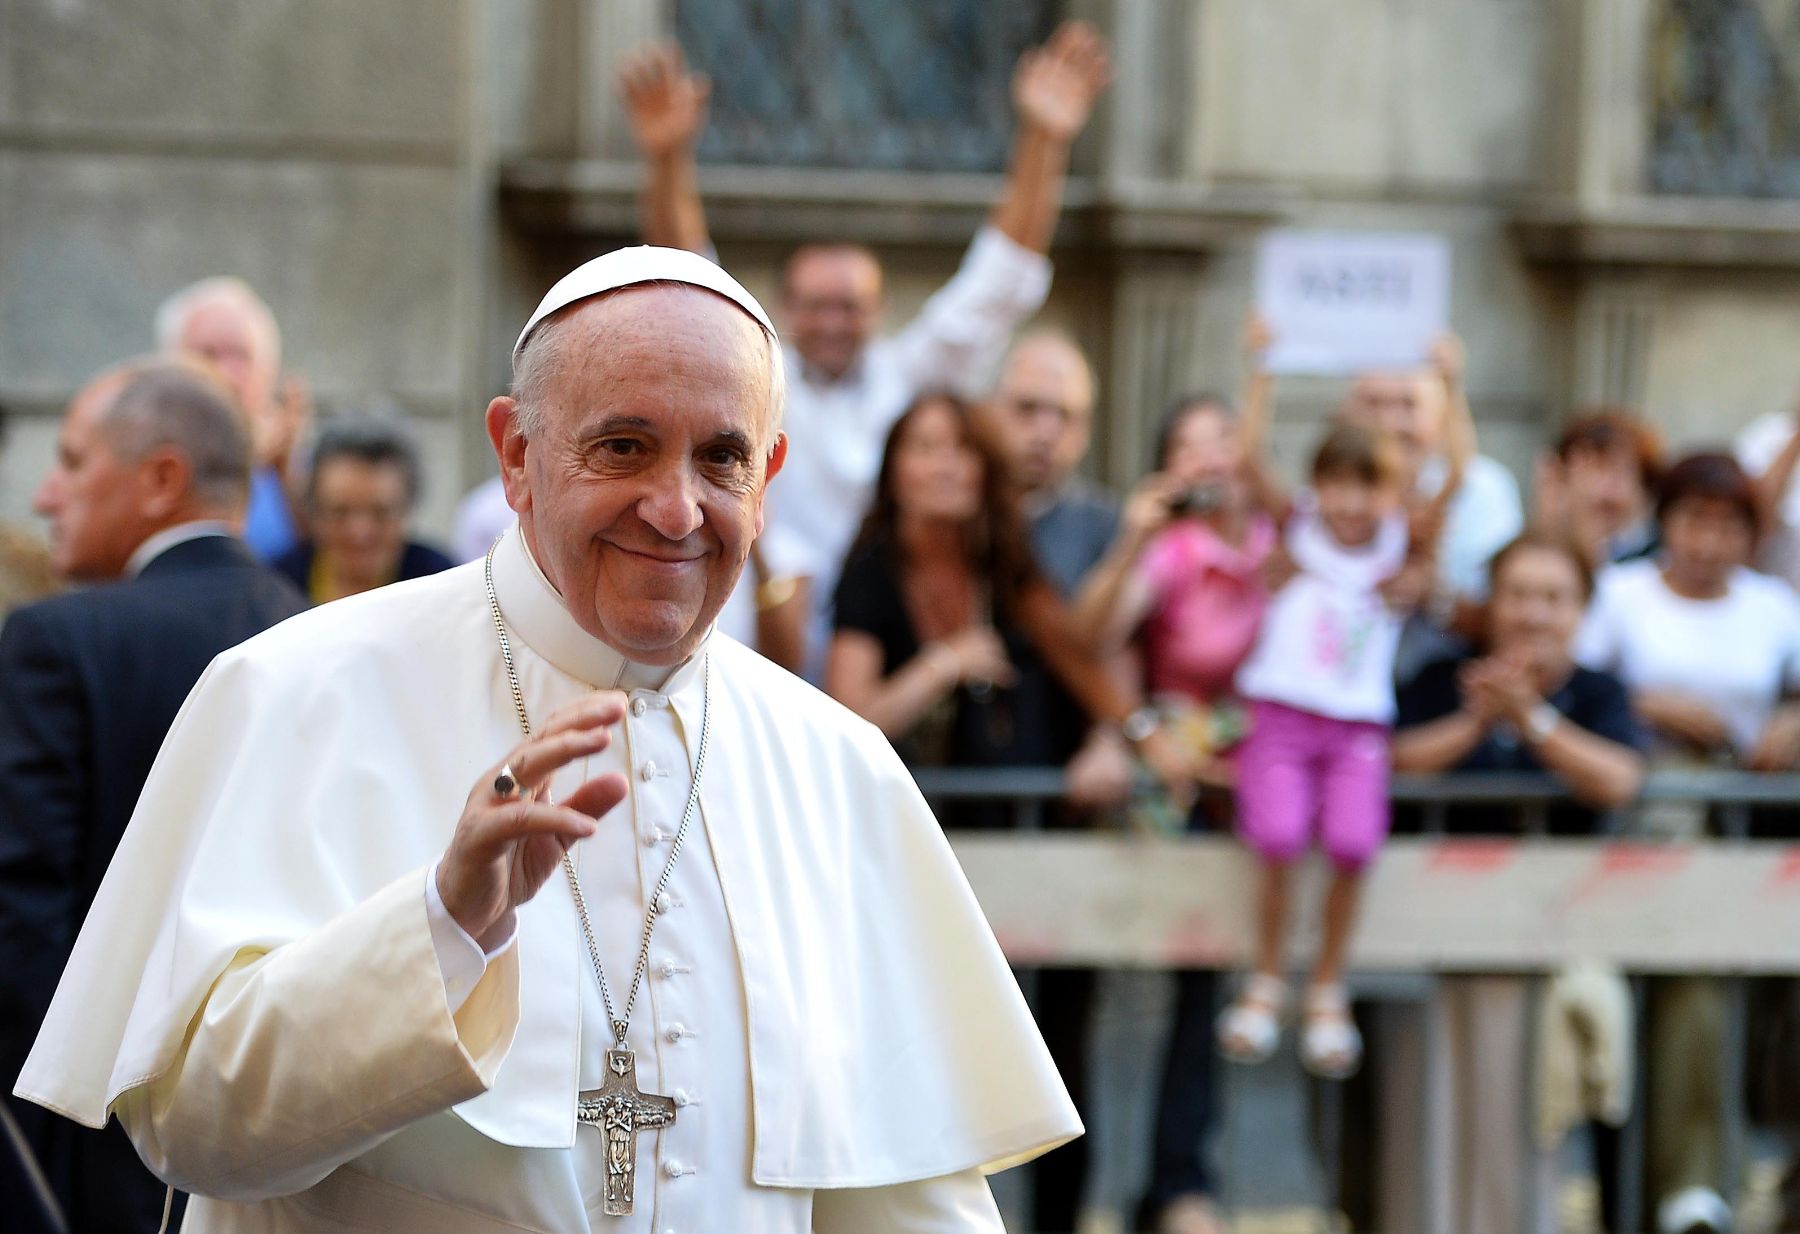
1167, 482, 1225, 518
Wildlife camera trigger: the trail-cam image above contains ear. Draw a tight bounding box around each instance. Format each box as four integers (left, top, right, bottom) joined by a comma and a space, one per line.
139, 447, 194, 520
486, 397, 531, 517
754, 432, 789, 537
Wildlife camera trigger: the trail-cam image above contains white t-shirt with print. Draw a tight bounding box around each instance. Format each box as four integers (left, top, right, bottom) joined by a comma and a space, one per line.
1574, 558, 1800, 754
1235, 499, 1410, 724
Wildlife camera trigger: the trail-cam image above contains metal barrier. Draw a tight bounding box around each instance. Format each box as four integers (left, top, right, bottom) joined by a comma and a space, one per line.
912, 766, 1800, 1234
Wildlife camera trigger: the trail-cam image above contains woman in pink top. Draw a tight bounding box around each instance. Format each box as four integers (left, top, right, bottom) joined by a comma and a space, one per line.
1072, 393, 1277, 775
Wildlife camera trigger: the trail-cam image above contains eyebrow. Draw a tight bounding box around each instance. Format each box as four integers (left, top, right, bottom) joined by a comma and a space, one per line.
574, 415, 655, 444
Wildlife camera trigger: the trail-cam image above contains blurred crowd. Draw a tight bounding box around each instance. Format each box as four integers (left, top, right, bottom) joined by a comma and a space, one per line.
5, 20, 1800, 1234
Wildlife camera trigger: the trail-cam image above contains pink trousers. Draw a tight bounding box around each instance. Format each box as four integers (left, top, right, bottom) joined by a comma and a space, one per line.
1234, 698, 1390, 871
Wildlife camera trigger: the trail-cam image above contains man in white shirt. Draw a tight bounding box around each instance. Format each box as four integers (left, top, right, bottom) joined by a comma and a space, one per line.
17, 248, 1077, 1231
619, 24, 1111, 677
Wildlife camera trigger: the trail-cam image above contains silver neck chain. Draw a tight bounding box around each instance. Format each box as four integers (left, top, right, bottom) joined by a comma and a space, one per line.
484, 541, 712, 1049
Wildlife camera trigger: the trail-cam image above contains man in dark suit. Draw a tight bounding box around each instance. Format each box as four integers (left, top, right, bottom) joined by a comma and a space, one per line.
0, 358, 306, 1233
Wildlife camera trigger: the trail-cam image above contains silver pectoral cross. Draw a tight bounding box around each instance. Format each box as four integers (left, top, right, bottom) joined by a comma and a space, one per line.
577, 1048, 677, 1216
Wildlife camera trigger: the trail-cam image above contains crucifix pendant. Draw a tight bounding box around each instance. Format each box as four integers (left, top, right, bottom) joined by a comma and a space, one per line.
577, 1047, 677, 1216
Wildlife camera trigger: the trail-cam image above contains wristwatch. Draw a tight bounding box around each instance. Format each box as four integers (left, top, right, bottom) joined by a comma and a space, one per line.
1523, 702, 1561, 744
1122, 707, 1161, 744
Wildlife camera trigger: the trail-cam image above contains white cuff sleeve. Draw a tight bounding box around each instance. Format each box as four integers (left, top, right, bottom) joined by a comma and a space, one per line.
425, 864, 518, 1015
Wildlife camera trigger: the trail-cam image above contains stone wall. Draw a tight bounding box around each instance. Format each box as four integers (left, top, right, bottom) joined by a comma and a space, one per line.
0, 0, 488, 533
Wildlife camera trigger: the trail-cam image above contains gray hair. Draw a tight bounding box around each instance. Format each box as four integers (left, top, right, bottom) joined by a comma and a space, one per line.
154, 276, 282, 369
511, 287, 787, 447
101, 362, 253, 506
306, 418, 425, 508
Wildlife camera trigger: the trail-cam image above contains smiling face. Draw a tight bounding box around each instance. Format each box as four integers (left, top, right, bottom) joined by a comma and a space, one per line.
310, 455, 411, 594
891, 396, 986, 525
1488, 543, 1588, 674
782, 246, 883, 380
490, 285, 786, 666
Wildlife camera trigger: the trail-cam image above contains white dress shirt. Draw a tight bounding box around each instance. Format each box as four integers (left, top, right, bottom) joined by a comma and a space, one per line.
756, 226, 1052, 678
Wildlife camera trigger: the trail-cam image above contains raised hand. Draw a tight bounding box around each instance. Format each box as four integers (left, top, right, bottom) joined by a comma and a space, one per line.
617, 43, 710, 160
1012, 21, 1112, 144
437, 693, 631, 949
1429, 331, 1467, 390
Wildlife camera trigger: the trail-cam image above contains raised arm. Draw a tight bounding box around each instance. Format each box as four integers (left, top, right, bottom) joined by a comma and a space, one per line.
1068, 474, 1181, 651
1237, 314, 1291, 521
990, 22, 1111, 254
1420, 333, 1474, 528
1752, 402, 1800, 534
884, 25, 1109, 393
618, 44, 712, 254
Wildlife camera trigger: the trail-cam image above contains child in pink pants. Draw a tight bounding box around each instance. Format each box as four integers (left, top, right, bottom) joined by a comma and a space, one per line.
1214, 337, 1470, 1078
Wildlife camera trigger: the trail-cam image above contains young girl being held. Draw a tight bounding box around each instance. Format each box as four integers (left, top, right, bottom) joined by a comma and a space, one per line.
1215, 322, 1471, 1079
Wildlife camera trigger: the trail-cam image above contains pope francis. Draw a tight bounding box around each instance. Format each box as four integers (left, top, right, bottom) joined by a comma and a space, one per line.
15, 248, 1080, 1232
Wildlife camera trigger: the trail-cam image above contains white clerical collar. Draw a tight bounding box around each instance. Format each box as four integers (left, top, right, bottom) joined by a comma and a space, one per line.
125, 520, 232, 578
489, 523, 707, 694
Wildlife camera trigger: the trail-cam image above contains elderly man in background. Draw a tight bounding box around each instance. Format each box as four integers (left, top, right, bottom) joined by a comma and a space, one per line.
16, 247, 1076, 1231
0, 359, 305, 1234
157, 277, 311, 562
272, 419, 455, 604
618, 23, 1111, 677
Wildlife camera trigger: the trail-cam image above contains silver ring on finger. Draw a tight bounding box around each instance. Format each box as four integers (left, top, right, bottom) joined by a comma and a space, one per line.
494, 763, 522, 799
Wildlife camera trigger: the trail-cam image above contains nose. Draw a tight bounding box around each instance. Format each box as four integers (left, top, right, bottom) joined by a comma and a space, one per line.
32, 471, 61, 515
634, 465, 705, 542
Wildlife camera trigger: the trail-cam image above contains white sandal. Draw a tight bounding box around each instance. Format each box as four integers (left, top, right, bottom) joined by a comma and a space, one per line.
1216, 973, 1287, 1064
1299, 983, 1362, 1079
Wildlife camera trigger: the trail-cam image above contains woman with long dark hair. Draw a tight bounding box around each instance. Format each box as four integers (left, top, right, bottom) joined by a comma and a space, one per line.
826, 390, 1194, 790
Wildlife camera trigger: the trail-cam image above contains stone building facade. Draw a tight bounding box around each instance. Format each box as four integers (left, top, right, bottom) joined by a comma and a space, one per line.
4, 0, 1799, 533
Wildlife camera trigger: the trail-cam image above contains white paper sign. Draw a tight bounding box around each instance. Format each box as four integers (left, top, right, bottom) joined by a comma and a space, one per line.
1254, 230, 1451, 375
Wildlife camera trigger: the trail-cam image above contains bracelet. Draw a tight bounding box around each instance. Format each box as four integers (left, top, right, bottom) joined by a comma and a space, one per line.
755, 575, 798, 612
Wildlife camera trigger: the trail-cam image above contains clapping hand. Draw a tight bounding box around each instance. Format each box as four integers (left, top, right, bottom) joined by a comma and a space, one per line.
1461, 652, 1543, 730
437, 693, 631, 950
1012, 21, 1112, 144
617, 43, 710, 159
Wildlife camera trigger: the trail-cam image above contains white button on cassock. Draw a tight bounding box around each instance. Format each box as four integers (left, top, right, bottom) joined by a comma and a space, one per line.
630, 697, 648, 718
656, 891, 674, 914
640, 759, 658, 781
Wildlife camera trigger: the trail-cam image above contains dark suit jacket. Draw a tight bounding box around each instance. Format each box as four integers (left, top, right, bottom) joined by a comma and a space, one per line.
0, 533, 305, 1234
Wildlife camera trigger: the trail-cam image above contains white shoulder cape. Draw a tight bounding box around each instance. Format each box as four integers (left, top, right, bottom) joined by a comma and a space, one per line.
16, 552, 1078, 1189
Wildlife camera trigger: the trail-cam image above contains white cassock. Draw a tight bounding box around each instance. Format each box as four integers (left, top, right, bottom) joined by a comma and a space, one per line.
14, 524, 1079, 1231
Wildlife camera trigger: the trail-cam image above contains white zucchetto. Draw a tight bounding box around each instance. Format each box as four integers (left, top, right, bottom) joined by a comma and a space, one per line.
513, 245, 777, 366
